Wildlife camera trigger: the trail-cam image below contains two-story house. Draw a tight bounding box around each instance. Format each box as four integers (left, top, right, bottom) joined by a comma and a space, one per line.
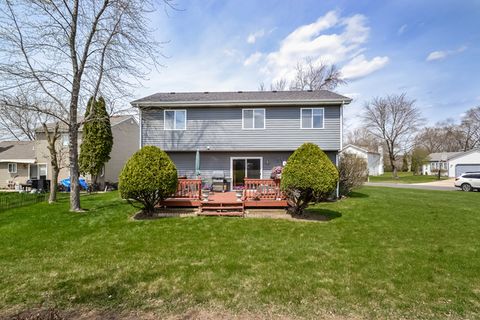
0, 115, 139, 190
133, 90, 351, 190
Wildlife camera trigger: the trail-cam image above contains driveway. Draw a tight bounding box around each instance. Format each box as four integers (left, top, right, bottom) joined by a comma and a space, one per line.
366, 178, 457, 191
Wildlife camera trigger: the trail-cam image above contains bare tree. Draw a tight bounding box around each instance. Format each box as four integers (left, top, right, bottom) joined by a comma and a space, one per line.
289, 57, 346, 91
0, 94, 44, 141
0, 0, 168, 211
270, 78, 287, 91
41, 122, 69, 203
346, 127, 381, 152
363, 93, 424, 177
260, 57, 346, 92
459, 106, 480, 150
258, 82, 266, 91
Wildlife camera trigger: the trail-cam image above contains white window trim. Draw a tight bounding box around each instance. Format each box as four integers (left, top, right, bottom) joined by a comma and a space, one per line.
300, 107, 325, 129
8, 163, 17, 174
230, 157, 263, 190
164, 109, 187, 131
242, 108, 266, 130
61, 134, 69, 146
28, 163, 48, 179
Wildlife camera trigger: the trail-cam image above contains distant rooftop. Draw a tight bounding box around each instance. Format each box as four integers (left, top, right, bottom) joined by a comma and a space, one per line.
36, 115, 136, 132
428, 152, 463, 161
0, 141, 35, 162
131, 90, 352, 107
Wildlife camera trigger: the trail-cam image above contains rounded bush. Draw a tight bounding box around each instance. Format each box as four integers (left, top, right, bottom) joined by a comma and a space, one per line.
281, 142, 338, 214
119, 146, 177, 213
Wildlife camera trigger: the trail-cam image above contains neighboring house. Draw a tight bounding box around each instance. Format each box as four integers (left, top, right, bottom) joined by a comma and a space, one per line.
422, 149, 480, 177
132, 90, 351, 189
341, 144, 384, 176
0, 115, 139, 190
0, 141, 37, 189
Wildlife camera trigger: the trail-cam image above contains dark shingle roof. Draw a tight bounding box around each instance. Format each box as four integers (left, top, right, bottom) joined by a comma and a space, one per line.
131, 90, 352, 107
0, 141, 36, 161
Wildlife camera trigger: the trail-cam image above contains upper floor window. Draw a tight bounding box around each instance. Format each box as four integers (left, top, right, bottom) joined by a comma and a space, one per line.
301, 108, 324, 129
164, 110, 186, 130
61, 134, 69, 146
8, 163, 17, 174
242, 109, 265, 129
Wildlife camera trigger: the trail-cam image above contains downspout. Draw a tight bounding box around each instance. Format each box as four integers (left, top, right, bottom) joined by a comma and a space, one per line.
336, 101, 345, 198
137, 104, 142, 149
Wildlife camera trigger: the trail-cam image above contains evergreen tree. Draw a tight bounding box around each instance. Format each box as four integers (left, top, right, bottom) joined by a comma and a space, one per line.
79, 97, 113, 186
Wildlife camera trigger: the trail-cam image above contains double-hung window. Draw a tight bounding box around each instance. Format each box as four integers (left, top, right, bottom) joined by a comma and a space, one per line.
8, 163, 17, 174
164, 110, 186, 130
301, 108, 324, 129
242, 109, 265, 129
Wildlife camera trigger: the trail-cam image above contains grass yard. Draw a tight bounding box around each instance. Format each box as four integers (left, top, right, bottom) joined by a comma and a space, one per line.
369, 171, 449, 183
1, 188, 479, 319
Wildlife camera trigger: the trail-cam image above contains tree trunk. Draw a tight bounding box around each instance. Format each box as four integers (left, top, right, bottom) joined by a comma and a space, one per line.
49, 167, 58, 204
390, 155, 397, 178
69, 82, 82, 211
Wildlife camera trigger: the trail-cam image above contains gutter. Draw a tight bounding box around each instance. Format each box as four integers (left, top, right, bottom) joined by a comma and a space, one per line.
131, 99, 352, 108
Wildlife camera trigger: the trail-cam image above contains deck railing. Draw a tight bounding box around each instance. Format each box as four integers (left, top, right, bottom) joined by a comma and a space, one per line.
243, 178, 284, 200
175, 179, 202, 199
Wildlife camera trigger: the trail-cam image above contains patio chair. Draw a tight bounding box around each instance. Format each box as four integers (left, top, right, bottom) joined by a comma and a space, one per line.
6, 180, 15, 190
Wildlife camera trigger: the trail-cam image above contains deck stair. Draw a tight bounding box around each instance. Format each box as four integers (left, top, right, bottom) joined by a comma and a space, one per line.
198, 201, 244, 217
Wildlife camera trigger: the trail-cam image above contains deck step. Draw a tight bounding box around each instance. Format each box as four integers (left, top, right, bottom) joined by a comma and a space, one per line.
201, 206, 243, 210
198, 211, 244, 217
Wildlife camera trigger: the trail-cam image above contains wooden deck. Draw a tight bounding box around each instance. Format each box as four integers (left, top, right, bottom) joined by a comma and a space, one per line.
161, 191, 288, 208
160, 178, 288, 210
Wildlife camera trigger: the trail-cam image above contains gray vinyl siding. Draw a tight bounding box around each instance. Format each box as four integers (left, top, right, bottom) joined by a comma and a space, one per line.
141, 105, 341, 151
167, 151, 337, 180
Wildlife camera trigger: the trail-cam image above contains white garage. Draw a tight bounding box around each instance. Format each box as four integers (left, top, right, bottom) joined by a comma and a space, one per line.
341, 144, 384, 176
448, 149, 480, 177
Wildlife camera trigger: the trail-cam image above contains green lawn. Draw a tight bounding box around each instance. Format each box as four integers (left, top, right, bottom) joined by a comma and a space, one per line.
1, 188, 479, 319
369, 171, 449, 183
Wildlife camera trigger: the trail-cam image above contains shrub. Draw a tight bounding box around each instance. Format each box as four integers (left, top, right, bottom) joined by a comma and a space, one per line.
119, 146, 177, 214
338, 153, 367, 196
281, 143, 338, 215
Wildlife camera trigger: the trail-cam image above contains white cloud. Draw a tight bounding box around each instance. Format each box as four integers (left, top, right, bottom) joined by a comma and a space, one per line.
341, 54, 389, 80
398, 24, 407, 35
261, 11, 388, 82
247, 29, 266, 44
243, 52, 263, 66
426, 45, 467, 61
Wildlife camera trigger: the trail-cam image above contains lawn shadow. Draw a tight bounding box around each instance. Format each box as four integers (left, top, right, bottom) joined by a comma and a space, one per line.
347, 191, 369, 198
294, 209, 342, 222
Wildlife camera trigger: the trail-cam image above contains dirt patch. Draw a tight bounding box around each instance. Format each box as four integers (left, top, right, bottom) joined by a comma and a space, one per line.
245, 209, 339, 222
1, 308, 357, 320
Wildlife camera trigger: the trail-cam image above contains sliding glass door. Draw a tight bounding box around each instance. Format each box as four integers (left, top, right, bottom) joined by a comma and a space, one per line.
232, 158, 262, 188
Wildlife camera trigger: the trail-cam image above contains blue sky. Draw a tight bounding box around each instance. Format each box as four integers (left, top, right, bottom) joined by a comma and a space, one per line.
136, 0, 480, 128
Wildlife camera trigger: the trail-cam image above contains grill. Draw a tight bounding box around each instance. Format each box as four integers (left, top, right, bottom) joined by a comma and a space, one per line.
211, 170, 227, 192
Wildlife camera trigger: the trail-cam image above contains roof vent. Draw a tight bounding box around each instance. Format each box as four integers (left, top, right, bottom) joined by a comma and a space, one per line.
237, 90, 243, 93
169, 92, 175, 94
204, 91, 209, 94
272, 90, 277, 93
